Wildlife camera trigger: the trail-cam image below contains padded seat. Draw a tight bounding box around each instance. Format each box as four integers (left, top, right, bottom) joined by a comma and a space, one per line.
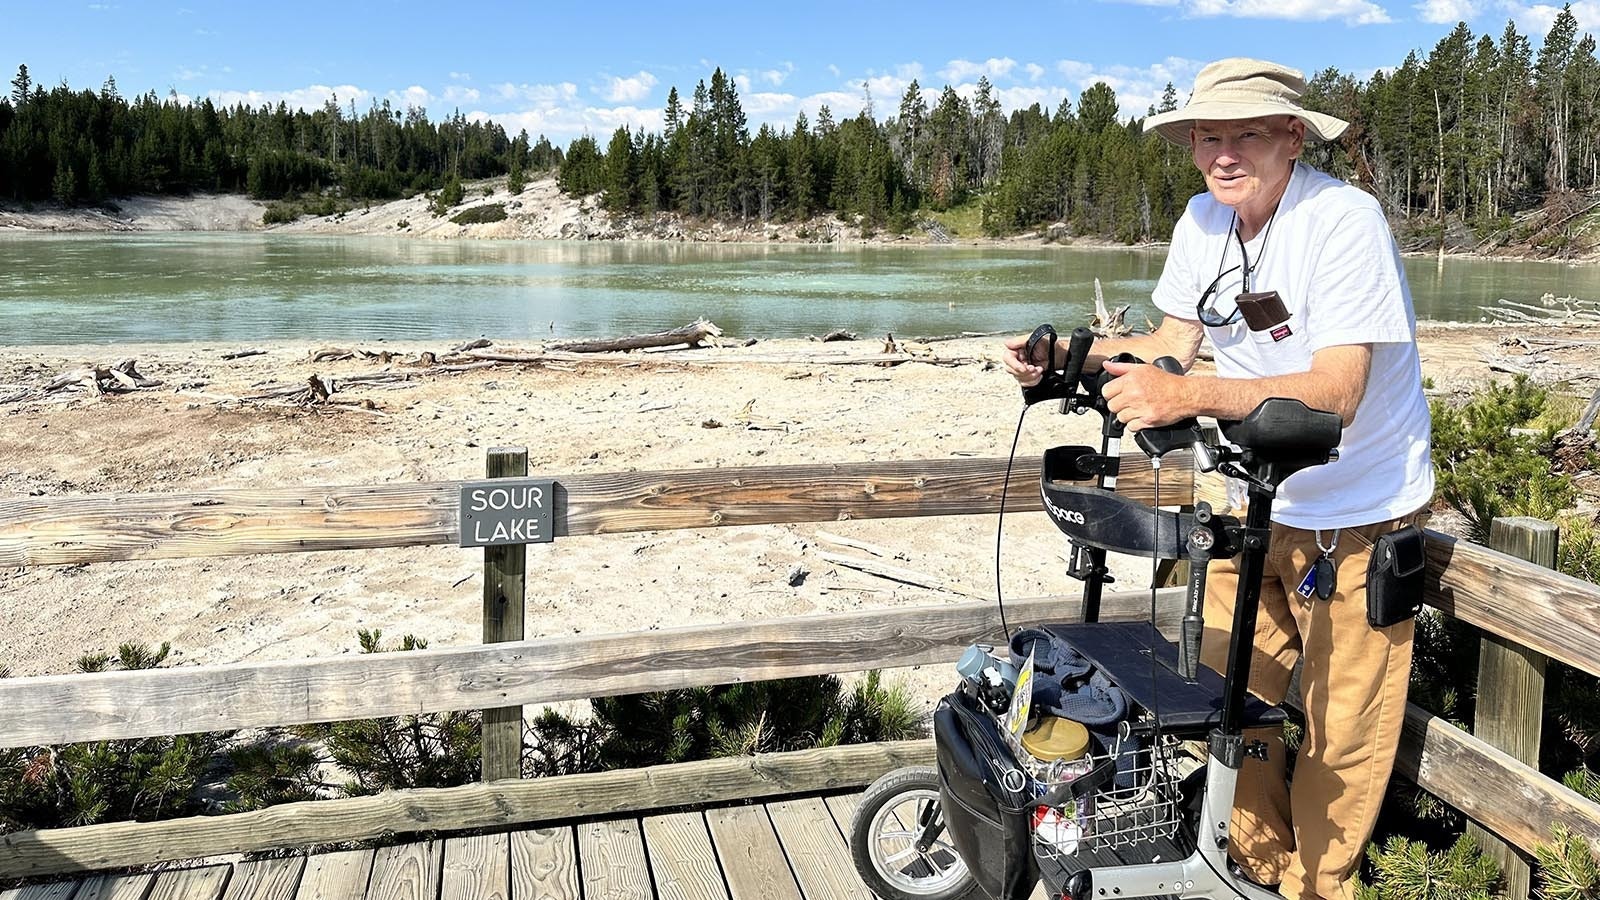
1042, 621, 1286, 732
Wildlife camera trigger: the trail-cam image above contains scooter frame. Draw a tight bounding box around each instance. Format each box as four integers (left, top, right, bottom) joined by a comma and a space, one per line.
1014, 325, 1339, 900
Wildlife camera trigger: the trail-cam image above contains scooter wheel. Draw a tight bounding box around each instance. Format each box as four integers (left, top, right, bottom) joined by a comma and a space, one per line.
849, 766, 981, 900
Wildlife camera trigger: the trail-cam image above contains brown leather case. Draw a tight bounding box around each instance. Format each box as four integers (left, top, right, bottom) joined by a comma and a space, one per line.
1236, 290, 1290, 332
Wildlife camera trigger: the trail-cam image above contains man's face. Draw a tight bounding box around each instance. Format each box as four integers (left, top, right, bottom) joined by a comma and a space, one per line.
1189, 116, 1305, 219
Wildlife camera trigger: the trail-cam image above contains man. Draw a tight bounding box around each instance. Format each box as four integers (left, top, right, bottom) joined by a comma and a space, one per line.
1003, 59, 1433, 900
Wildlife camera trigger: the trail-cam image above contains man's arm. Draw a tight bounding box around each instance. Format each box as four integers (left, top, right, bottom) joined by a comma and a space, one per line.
1101, 343, 1374, 430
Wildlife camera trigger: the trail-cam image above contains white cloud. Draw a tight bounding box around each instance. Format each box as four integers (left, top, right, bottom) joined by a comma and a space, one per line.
827, 64, 841, 78
995, 86, 1073, 112
1053, 57, 1206, 119
796, 89, 860, 122
449, 72, 472, 81
494, 82, 580, 104
1105, 0, 1391, 23
207, 83, 375, 112
759, 63, 795, 86
744, 91, 800, 116
441, 85, 480, 104
1197, 0, 1391, 23
398, 85, 431, 110
479, 105, 663, 141
1415, 0, 1478, 21
601, 70, 657, 103
939, 57, 1019, 82
1504, 0, 1600, 34
1025, 63, 1046, 82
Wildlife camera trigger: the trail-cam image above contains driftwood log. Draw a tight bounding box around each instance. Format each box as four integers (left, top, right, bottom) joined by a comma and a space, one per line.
451, 338, 493, 352
1576, 384, 1600, 434
821, 330, 857, 342
549, 319, 723, 353
220, 349, 266, 360
44, 359, 161, 395
1092, 278, 1132, 338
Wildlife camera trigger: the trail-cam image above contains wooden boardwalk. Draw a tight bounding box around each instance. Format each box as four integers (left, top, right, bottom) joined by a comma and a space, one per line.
1, 793, 882, 900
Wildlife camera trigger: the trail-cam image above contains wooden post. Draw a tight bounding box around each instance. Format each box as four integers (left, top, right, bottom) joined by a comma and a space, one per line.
481, 447, 528, 783
1469, 516, 1558, 900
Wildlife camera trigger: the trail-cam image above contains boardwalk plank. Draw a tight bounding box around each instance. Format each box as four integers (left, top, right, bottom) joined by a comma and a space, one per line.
508, 827, 578, 900
768, 799, 872, 900
441, 833, 509, 900
0, 880, 80, 899
366, 841, 442, 900
221, 857, 304, 900
576, 819, 650, 900
641, 812, 728, 900
821, 794, 861, 839
69, 874, 153, 900
294, 849, 373, 900
146, 866, 230, 900
705, 806, 802, 900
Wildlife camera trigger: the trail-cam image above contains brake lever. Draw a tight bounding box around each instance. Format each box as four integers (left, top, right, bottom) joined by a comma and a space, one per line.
1094, 352, 1142, 438
1019, 324, 1064, 407
1129, 357, 1222, 471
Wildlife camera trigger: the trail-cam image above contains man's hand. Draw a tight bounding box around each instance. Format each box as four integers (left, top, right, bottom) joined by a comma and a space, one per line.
1100, 360, 1193, 431
1002, 333, 1053, 387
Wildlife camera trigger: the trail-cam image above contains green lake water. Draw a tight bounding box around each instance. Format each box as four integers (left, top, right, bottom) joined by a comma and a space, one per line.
0, 233, 1593, 346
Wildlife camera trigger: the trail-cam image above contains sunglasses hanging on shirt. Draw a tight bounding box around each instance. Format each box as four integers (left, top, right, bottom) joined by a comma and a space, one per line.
1196, 209, 1279, 328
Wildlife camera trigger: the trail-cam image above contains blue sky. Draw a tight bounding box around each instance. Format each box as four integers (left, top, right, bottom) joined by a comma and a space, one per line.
0, 0, 1584, 144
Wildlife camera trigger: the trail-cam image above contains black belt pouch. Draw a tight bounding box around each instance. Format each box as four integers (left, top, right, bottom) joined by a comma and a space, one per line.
1367, 524, 1427, 627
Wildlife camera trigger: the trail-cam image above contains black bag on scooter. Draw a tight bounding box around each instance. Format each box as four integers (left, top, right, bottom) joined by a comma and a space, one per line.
934, 689, 1039, 900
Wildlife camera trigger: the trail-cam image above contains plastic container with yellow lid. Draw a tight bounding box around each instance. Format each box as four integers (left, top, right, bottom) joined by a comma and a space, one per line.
1021, 715, 1090, 762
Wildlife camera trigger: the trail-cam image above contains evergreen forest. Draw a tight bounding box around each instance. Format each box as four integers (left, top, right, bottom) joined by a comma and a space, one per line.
4, 7, 1600, 246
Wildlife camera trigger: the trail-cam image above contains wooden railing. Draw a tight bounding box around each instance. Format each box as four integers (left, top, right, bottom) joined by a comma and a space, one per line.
2, 452, 1598, 883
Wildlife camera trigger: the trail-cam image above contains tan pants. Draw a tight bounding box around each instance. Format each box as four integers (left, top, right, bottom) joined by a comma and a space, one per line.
1197, 509, 1426, 900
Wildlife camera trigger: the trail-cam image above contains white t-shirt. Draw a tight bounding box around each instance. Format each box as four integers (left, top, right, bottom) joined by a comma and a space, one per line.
1150, 162, 1434, 530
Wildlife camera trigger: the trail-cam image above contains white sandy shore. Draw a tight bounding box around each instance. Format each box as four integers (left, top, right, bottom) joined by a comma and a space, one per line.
1, 326, 1590, 718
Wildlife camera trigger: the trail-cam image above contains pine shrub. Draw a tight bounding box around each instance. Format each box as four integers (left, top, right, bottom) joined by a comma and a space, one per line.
1430, 375, 1575, 541
526, 671, 926, 776
1535, 826, 1600, 900
0, 643, 230, 833
450, 203, 507, 225
1360, 834, 1501, 900
430, 175, 464, 217
291, 629, 480, 796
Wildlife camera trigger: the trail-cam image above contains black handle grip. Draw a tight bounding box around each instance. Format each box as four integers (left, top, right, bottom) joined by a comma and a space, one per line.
1132, 356, 1208, 459
1060, 326, 1095, 389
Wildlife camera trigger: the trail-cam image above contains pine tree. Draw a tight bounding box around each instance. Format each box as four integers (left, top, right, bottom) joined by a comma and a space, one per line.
10, 64, 30, 107
1078, 82, 1120, 134
601, 126, 634, 213
1158, 82, 1179, 114
790, 111, 814, 219
927, 87, 969, 207
52, 159, 75, 202
895, 79, 927, 190
972, 76, 1004, 187
1536, 5, 1579, 193
663, 86, 682, 141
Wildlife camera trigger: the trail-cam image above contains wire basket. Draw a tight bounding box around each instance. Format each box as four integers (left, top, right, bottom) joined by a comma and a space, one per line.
1017, 724, 1184, 861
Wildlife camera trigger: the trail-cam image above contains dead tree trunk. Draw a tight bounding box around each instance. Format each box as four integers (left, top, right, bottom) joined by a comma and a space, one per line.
548, 319, 723, 353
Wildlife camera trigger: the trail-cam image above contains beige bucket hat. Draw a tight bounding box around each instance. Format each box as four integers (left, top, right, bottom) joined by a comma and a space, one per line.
1143, 58, 1349, 147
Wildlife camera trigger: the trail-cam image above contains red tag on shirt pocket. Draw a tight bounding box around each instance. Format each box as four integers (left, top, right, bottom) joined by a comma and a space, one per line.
1270, 324, 1293, 342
